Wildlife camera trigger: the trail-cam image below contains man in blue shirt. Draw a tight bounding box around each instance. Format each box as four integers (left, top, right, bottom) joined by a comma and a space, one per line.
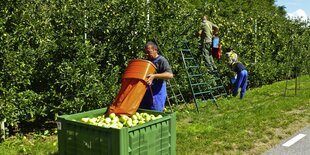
139, 41, 173, 112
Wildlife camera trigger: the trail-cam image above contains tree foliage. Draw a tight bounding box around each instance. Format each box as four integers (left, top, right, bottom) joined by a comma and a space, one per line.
0, 0, 309, 133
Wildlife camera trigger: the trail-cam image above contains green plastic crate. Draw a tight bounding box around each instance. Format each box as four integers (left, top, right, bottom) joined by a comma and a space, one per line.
57, 108, 176, 155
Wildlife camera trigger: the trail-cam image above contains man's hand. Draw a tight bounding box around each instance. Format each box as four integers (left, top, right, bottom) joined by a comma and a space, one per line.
197, 30, 202, 36
145, 72, 173, 85
146, 74, 155, 85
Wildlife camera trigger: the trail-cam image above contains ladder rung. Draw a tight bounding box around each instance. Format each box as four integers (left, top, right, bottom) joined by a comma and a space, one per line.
182, 49, 191, 52
213, 93, 227, 98
192, 83, 209, 86
212, 77, 221, 81
184, 57, 194, 60
212, 86, 225, 89
189, 74, 203, 77
208, 69, 218, 72
188, 65, 199, 68
168, 94, 183, 98
209, 78, 220, 82
193, 91, 212, 96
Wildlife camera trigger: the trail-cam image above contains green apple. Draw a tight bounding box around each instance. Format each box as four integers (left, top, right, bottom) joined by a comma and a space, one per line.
112, 116, 119, 122
81, 117, 90, 123
97, 122, 104, 127
125, 119, 133, 127
117, 122, 123, 128
109, 113, 117, 119
132, 119, 139, 126
138, 120, 145, 124
98, 116, 106, 122
142, 113, 149, 117
120, 115, 129, 123
132, 114, 138, 120
89, 118, 97, 123
145, 115, 151, 122
137, 115, 144, 121
104, 117, 112, 124
110, 121, 122, 129
111, 118, 119, 124
156, 115, 163, 119
102, 123, 110, 128
150, 114, 156, 120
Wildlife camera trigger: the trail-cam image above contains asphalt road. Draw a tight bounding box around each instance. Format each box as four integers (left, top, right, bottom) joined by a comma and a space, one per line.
263, 125, 310, 155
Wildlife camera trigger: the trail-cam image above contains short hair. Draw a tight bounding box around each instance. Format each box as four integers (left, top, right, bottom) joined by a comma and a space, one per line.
202, 15, 208, 20
145, 41, 158, 51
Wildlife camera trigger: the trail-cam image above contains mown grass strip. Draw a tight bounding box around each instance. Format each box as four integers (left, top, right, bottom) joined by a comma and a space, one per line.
176, 75, 310, 154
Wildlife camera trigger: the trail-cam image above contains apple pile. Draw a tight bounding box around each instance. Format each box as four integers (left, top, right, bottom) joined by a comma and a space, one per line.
80, 112, 163, 129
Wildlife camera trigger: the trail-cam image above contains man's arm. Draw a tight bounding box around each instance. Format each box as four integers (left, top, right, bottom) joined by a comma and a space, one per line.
152, 72, 173, 80
212, 23, 219, 32
145, 72, 173, 85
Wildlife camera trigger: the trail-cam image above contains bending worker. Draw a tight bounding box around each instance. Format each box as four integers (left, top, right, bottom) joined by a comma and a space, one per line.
139, 41, 173, 112
227, 49, 248, 99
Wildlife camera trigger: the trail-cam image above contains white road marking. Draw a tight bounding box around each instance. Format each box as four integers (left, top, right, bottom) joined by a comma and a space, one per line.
282, 134, 306, 147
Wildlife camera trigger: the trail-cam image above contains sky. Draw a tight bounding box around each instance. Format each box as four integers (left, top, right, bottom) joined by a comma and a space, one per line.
275, 0, 310, 20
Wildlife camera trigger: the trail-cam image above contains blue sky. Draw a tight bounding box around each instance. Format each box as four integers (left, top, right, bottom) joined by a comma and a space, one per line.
275, 0, 309, 20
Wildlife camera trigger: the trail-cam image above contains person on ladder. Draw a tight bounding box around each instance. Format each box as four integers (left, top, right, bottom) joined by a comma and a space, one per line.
139, 41, 174, 112
198, 15, 219, 71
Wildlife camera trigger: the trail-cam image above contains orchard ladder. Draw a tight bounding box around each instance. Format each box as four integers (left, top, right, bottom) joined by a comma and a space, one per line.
180, 42, 218, 112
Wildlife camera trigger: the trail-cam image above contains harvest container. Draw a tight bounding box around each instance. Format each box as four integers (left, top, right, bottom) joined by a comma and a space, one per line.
107, 59, 156, 115
107, 59, 157, 115
122, 59, 156, 82
57, 107, 176, 155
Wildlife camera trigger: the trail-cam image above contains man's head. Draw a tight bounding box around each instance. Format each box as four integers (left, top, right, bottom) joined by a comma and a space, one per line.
202, 15, 208, 21
144, 41, 159, 60
226, 48, 238, 64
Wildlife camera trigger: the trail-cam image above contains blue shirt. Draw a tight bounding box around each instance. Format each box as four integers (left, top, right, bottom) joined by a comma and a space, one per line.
139, 55, 172, 112
212, 37, 220, 48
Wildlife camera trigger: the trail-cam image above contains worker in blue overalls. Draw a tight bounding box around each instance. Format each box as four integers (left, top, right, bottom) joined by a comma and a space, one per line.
139, 41, 173, 112
226, 49, 248, 99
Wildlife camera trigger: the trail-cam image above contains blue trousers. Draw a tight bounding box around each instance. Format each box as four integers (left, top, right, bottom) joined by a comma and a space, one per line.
140, 81, 167, 112
232, 70, 248, 99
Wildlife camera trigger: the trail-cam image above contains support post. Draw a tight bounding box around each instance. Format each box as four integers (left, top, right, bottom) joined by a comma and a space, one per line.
1, 120, 5, 140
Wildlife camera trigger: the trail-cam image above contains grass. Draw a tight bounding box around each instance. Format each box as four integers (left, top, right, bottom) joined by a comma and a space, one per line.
0, 76, 309, 155
176, 75, 310, 154
0, 132, 58, 155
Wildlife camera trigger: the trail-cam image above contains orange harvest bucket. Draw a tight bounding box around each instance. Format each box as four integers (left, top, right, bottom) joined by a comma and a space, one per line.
107, 59, 156, 115
122, 59, 156, 82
